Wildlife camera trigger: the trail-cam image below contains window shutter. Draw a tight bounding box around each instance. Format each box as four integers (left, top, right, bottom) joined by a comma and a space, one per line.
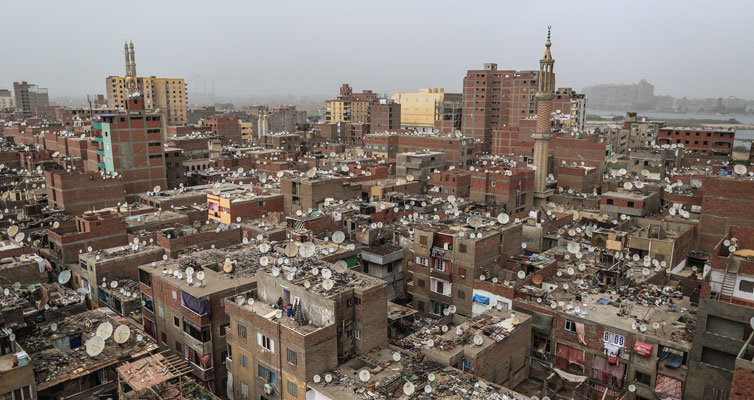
257, 332, 263, 347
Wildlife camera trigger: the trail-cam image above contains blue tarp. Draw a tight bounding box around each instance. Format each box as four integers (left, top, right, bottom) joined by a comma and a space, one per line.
472, 294, 490, 304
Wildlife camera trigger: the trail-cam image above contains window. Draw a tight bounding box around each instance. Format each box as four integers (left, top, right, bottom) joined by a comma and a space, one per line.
603, 331, 625, 347
219, 323, 229, 336
418, 301, 425, 311
287, 348, 297, 365
240, 382, 249, 396
463, 358, 473, 371
173, 316, 180, 328
354, 297, 362, 306
346, 298, 354, 307
739, 280, 754, 293
240, 354, 248, 368
458, 290, 465, 299
458, 267, 467, 276
634, 370, 651, 385
288, 380, 298, 397
415, 257, 429, 266
627, 201, 635, 208
139, 269, 151, 287
565, 320, 577, 333
417, 279, 425, 288
160, 332, 167, 344
237, 324, 247, 339
419, 236, 428, 246
606, 198, 614, 205
258, 365, 276, 383
258, 333, 274, 352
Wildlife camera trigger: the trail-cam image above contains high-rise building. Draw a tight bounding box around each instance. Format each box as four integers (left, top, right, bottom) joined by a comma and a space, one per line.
369, 99, 401, 132
462, 66, 539, 153
13, 81, 49, 117
532, 28, 556, 209
0, 89, 14, 111
391, 88, 462, 131
325, 84, 379, 124
93, 93, 167, 201
105, 42, 188, 125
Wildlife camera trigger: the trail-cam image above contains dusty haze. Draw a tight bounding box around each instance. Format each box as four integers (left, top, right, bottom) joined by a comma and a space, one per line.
1, 0, 752, 102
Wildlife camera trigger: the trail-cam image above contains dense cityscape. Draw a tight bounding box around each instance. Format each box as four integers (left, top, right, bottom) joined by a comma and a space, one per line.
1, 5, 754, 400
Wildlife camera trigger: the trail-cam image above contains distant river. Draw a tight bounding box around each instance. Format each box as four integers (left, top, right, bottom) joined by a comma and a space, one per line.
589, 109, 754, 148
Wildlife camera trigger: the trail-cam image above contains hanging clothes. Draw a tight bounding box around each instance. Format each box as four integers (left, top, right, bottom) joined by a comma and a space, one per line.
575, 322, 588, 345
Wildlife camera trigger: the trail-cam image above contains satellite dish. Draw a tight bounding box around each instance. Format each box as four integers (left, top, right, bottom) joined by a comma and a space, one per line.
567, 242, 580, 254
640, 324, 647, 332
468, 215, 482, 228
324, 374, 333, 383
86, 336, 105, 357
275, 310, 283, 319
7, 225, 18, 237
272, 267, 280, 277
628, 384, 636, 393
223, 262, 234, 273
497, 213, 510, 224
299, 242, 316, 258
532, 274, 543, 284
521, 243, 527, 249
96, 322, 113, 340
734, 164, 748, 175
517, 270, 526, 280
567, 267, 575, 275
260, 256, 269, 266
403, 382, 415, 395
473, 334, 484, 346
196, 271, 205, 280
113, 325, 131, 344
322, 279, 334, 291
303, 281, 311, 289
332, 231, 345, 244
284, 243, 298, 257
653, 322, 660, 329
110, 281, 118, 289
690, 178, 703, 188
359, 370, 371, 382
406, 174, 415, 182
58, 270, 71, 284
448, 305, 457, 314
623, 182, 633, 190
14, 232, 24, 242
321, 268, 332, 279
333, 261, 347, 273
53, 221, 60, 229
313, 375, 321, 383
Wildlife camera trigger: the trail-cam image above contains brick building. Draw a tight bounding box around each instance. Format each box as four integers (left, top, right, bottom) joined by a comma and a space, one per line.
658, 127, 736, 156
369, 100, 401, 133
280, 175, 361, 215
469, 167, 535, 216
407, 216, 522, 317
600, 190, 661, 217
364, 132, 475, 167
46, 170, 126, 215
78, 245, 165, 300
225, 262, 386, 400
138, 247, 258, 397
93, 95, 167, 201
429, 169, 472, 199
202, 116, 242, 143
42, 210, 128, 267
207, 190, 283, 225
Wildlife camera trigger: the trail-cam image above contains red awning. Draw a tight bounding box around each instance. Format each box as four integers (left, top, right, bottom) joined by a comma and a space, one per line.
634, 340, 653, 356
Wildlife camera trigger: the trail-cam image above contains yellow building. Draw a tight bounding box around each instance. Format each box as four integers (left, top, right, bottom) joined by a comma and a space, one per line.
325, 100, 370, 123
240, 121, 254, 141
106, 76, 188, 124
391, 88, 460, 129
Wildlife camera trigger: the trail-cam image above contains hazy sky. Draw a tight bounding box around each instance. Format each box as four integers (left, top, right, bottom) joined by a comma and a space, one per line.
2, 0, 752, 102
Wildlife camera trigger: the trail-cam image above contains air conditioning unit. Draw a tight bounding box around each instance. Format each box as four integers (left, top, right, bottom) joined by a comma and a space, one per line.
264, 384, 274, 395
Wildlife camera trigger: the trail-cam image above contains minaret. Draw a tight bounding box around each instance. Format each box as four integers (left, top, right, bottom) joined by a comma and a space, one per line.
532, 26, 555, 209
124, 42, 131, 77
125, 41, 138, 95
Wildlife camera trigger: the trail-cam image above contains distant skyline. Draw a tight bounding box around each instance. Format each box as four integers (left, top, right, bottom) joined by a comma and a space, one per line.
2, 0, 753, 102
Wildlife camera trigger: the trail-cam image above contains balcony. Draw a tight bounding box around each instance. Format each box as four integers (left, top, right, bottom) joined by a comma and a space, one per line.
189, 360, 214, 381
183, 331, 213, 355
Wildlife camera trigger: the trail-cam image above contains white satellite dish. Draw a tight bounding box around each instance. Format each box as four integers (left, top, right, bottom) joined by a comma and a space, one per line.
7, 225, 18, 237
517, 270, 525, 280
196, 271, 205, 281
96, 322, 113, 340
260, 256, 269, 266
403, 382, 415, 395
114, 325, 131, 344
86, 336, 105, 357
58, 270, 71, 284
359, 370, 371, 382
299, 242, 316, 258
333, 261, 347, 273
322, 279, 334, 291
734, 164, 748, 175
406, 174, 415, 182
332, 231, 345, 244
14, 232, 24, 242
321, 268, 332, 279
497, 213, 510, 224
313, 375, 321, 383
567, 242, 580, 254
468, 215, 482, 228
623, 182, 633, 190
473, 334, 484, 346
